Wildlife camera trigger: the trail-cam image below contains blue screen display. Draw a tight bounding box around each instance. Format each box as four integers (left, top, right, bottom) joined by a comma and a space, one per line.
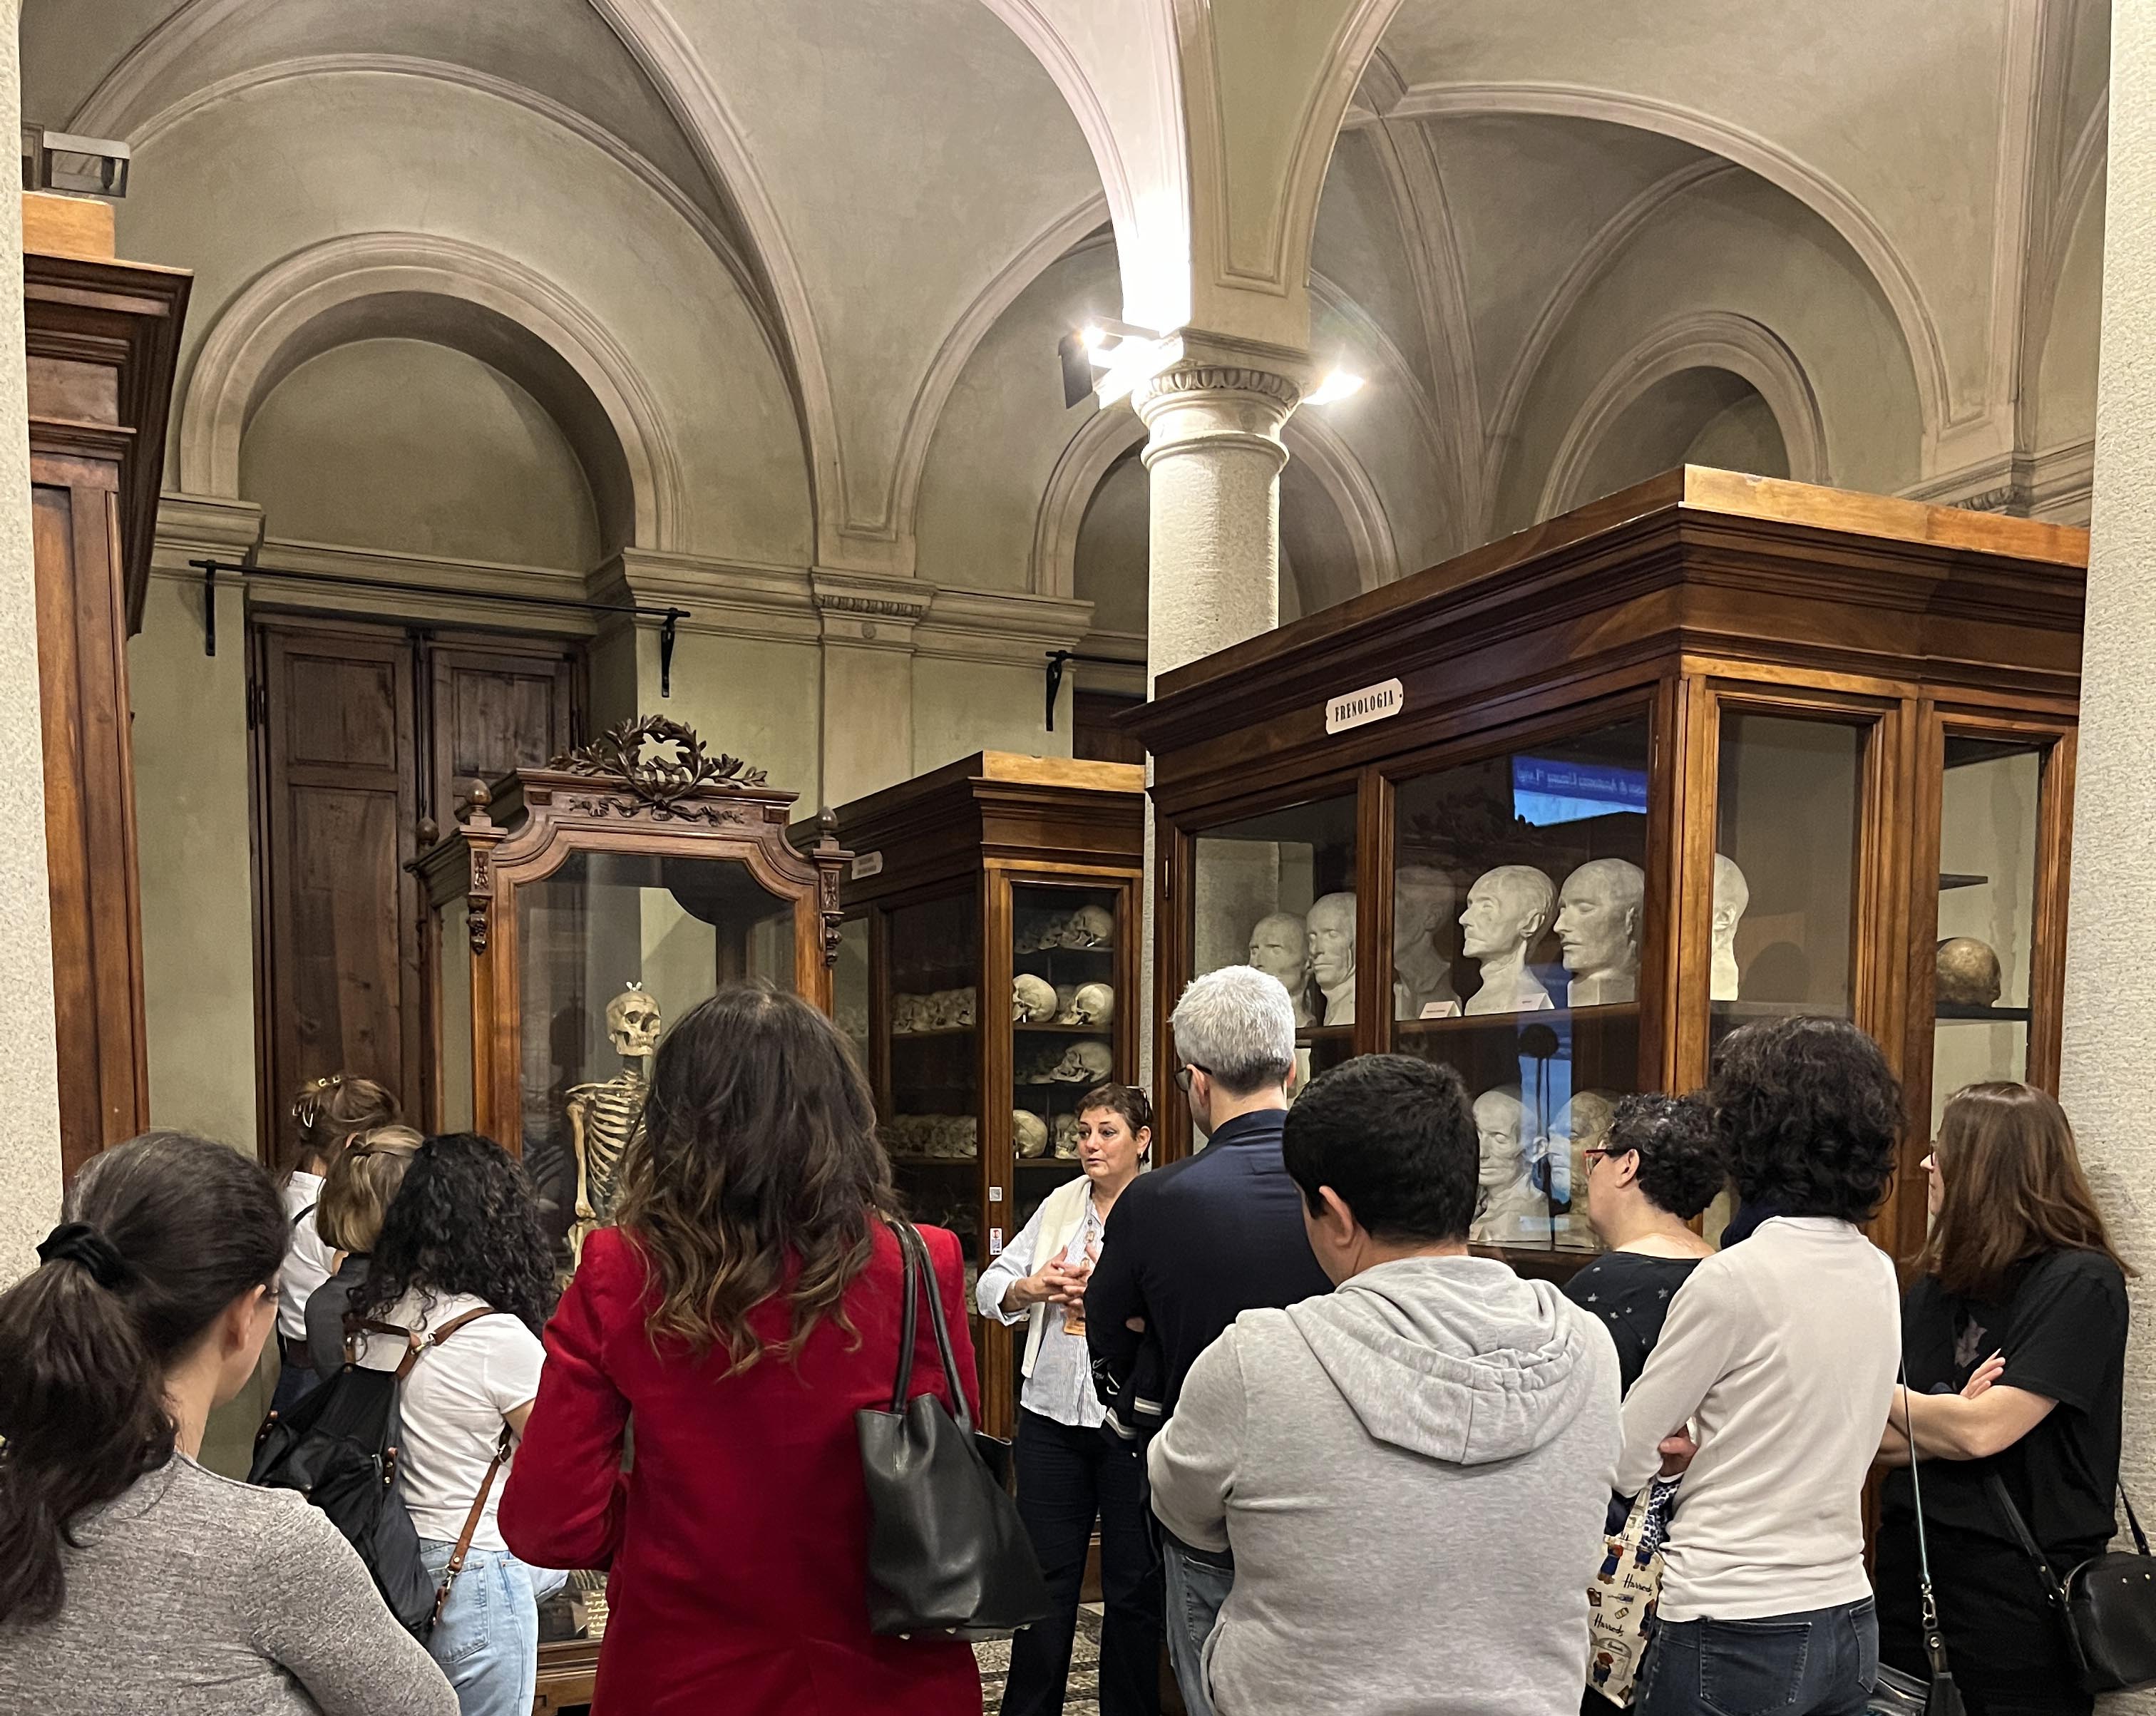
1511, 755, 1648, 827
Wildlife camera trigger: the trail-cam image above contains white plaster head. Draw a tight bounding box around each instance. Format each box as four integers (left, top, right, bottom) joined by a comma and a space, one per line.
1248, 911, 1310, 992
1459, 865, 1557, 960
1712, 854, 1750, 1002
1392, 867, 1454, 960
1551, 1089, 1618, 1208
606, 982, 662, 1060
1474, 1085, 1526, 1190
1555, 860, 1646, 983
1307, 892, 1357, 993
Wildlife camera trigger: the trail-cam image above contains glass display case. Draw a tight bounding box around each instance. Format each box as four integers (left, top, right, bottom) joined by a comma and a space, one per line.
811, 753, 1145, 1438
416, 716, 846, 1698
1133, 469, 2086, 1275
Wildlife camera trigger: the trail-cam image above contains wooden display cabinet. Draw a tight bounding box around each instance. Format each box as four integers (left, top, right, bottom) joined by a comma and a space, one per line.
809, 753, 1146, 1439
414, 714, 846, 1702
1130, 468, 2085, 1274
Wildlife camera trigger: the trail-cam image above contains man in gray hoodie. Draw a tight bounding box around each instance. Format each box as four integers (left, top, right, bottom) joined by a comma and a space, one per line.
1148, 1054, 1623, 1715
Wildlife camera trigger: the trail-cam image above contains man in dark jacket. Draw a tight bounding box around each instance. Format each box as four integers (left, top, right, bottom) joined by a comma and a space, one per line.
1086, 964, 1333, 1716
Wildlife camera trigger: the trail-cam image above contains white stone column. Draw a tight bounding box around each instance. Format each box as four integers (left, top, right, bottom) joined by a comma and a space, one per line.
2060, 6, 2156, 1684
0, 0, 66, 1275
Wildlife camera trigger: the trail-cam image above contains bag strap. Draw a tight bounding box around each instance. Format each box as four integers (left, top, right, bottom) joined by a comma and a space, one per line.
1985, 1470, 2073, 1608
429, 1424, 515, 1631
888, 1222, 974, 1437
2119, 1485, 2152, 1557
1902, 1372, 1959, 1686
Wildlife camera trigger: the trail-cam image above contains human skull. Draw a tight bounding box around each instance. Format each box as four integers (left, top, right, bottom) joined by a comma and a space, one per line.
1062, 904, 1115, 948
1052, 984, 1082, 1024
1051, 1039, 1114, 1084
607, 984, 662, 1059
1070, 982, 1115, 1027
949, 987, 977, 1027
1936, 937, 2003, 1008
1013, 974, 1058, 1022
944, 1116, 978, 1159
892, 994, 924, 1034
1052, 1114, 1082, 1158
1014, 1110, 1049, 1158
1014, 914, 1052, 955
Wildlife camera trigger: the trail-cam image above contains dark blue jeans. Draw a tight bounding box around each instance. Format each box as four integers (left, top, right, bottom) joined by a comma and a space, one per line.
1636, 1598, 1878, 1716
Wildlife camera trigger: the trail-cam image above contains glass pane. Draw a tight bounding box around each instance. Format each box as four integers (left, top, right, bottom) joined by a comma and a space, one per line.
883, 890, 981, 1288
1010, 880, 1124, 1422
1390, 717, 1651, 1254
438, 913, 473, 1133
1931, 737, 2043, 1132
516, 850, 796, 1274
833, 915, 870, 1064
1712, 714, 1863, 1039
1193, 794, 1358, 1086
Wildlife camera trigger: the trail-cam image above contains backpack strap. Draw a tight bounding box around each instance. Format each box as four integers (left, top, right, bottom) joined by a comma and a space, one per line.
430, 1424, 515, 1632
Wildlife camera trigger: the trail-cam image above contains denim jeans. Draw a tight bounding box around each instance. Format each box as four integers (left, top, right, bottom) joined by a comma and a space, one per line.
1636, 1598, 1878, 1716
1161, 1533, 1233, 1716
419, 1538, 568, 1716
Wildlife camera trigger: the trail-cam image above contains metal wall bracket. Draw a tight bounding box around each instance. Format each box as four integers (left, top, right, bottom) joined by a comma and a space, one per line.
1042, 648, 1136, 731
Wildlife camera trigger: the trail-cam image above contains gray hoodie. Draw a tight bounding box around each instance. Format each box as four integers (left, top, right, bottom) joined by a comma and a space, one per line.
1148, 1253, 1622, 1716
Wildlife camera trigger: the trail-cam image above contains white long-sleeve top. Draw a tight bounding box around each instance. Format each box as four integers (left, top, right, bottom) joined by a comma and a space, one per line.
1615, 1216, 1899, 1622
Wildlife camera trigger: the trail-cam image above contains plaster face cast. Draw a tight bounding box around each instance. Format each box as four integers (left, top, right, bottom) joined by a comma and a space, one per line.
1555, 859, 1646, 1006
1470, 1084, 1549, 1245
1393, 867, 1460, 1021
1248, 912, 1315, 1027
1052, 1039, 1114, 1083
1307, 892, 1358, 1025
1014, 1110, 1048, 1159
1459, 865, 1558, 1016
1936, 937, 2004, 1008
1712, 855, 1750, 1002
1013, 974, 1057, 1022
1551, 1090, 1618, 1248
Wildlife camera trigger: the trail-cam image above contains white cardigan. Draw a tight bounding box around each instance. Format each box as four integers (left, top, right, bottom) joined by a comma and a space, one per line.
975, 1173, 1094, 1380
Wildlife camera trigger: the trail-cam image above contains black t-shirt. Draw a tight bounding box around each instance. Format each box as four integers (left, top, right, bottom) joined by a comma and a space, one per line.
1562, 1249, 1704, 1394
1883, 1248, 2128, 1556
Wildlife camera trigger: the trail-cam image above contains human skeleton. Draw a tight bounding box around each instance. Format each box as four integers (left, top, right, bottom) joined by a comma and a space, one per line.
567, 983, 661, 1264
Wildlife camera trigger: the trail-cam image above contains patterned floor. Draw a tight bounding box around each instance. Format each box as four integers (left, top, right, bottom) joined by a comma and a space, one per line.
976, 1604, 1103, 1715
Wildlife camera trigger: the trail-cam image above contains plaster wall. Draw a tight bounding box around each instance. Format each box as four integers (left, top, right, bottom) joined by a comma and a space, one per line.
1074, 453, 1149, 636
2039, 173, 2105, 455
240, 339, 602, 570
115, 70, 811, 564
910, 657, 1068, 781
638, 629, 827, 811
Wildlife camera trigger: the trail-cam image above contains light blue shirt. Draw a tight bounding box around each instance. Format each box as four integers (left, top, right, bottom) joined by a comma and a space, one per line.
977, 1192, 1107, 1429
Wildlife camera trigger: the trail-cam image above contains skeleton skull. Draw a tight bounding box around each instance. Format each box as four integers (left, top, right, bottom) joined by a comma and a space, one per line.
892, 994, 924, 1034
1052, 1114, 1082, 1159
1050, 1039, 1114, 1084
1064, 903, 1115, 947
607, 984, 663, 1059
1070, 982, 1115, 1027
1052, 984, 1082, 1024
949, 987, 977, 1027
1014, 1110, 1049, 1158
1013, 974, 1058, 1022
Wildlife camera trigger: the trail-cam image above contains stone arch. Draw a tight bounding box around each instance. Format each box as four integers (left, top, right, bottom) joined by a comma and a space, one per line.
1540, 312, 1828, 516
178, 231, 681, 553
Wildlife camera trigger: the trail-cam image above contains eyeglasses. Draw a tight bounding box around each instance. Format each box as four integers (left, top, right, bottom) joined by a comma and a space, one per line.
1174, 1061, 1213, 1094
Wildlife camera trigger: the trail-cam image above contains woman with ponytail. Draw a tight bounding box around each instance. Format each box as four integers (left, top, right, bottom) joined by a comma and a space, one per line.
0, 1131, 455, 1716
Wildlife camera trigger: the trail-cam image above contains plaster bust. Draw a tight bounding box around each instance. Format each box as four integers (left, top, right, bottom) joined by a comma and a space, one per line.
1470, 1084, 1549, 1244
1712, 854, 1750, 1002
1550, 1089, 1617, 1249
1459, 864, 1557, 1016
1555, 858, 1646, 1007
1308, 892, 1357, 1025
1248, 910, 1315, 1026
1392, 866, 1459, 1021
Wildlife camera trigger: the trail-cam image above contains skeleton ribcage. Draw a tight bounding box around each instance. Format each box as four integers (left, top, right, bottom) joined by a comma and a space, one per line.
578, 1079, 650, 1224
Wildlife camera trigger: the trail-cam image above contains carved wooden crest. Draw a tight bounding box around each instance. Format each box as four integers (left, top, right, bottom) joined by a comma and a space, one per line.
550, 716, 768, 816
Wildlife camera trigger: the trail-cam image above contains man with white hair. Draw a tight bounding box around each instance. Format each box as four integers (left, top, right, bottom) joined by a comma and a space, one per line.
1085, 965, 1333, 1716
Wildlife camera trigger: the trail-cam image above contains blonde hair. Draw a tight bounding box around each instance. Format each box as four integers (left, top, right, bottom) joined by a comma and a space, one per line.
314, 1124, 423, 1255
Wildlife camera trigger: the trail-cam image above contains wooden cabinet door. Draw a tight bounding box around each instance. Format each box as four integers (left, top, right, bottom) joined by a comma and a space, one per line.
253, 623, 421, 1160
427, 640, 579, 823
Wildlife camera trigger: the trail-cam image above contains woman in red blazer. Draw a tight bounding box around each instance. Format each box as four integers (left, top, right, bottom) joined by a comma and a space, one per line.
500, 984, 982, 1715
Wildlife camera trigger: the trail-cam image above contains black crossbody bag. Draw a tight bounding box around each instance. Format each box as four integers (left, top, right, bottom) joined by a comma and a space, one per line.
1987, 1471, 2156, 1693
1869, 1376, 1967, 1716
856, 1221, 1049, 1641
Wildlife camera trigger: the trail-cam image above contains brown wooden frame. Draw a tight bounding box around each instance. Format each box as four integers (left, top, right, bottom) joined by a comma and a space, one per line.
814, 753, 1146, 1439
1131, 468, 2087, 1265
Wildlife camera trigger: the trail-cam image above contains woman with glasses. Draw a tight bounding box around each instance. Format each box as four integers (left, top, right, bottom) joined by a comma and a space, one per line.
1562, 1094, 1721, 1394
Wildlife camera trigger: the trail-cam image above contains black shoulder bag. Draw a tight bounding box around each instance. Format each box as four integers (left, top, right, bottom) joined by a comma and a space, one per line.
1988, 1471, 2156, 1693
856, 1221, 1049, 1640
1870, 1377, 1966, 1716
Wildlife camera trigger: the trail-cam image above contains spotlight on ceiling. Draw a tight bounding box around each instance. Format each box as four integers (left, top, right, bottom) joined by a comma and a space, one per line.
20, 127, 130, 198
1058, 318, 1161, 409
1306, 369, 1366, 407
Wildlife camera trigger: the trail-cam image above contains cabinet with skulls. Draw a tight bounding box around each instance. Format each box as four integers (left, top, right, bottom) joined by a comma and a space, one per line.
1131, 469, 2085, 1277
810, 752, 1146, 1437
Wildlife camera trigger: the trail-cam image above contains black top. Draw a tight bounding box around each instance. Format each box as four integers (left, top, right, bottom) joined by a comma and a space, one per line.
1084, 1107, 1334, 1419
1882, 1248, 2128, 1556
1561, 1250, 1705, 1394
304, 1252, 372, 1380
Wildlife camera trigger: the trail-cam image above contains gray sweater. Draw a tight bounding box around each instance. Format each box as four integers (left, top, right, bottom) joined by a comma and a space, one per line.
0, 1455, 457, 1716
1149, 1253, 1622, 1716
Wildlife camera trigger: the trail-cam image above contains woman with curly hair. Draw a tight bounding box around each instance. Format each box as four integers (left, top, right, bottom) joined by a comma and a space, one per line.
1623, 1018, 1903, 1716
500, 982, 982, 1716
1876, 1084, 2132, 1715
353, 1133, 562, 1716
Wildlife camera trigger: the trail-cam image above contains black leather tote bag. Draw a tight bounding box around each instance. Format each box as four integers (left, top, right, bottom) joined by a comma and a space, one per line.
857, 1221, 1049, 1641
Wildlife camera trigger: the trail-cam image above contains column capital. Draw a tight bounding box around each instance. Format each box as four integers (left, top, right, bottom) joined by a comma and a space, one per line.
1129, 328, 1310, 470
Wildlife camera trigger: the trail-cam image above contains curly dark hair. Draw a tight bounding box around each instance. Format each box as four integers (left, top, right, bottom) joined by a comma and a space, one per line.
358, 1133, 556, 1337
1608, 1094, 1724, 1222
1708, 1017, 1900, 1224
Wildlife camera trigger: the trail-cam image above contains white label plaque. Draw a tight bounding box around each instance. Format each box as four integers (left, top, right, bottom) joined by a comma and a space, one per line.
989, 1227, 1005, 1255
850, 850, 885, 880
1325, 677, 1405, 735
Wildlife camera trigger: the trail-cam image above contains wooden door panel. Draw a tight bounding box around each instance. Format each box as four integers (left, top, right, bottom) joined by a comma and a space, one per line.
282, 785, 406, 1084
429, 643, 578, 821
